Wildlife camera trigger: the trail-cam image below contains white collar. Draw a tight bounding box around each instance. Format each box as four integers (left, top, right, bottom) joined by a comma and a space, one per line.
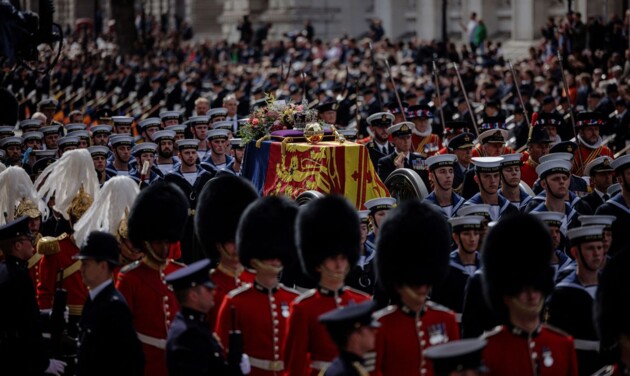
412, 125, 433, 137
577, 134, 603, 149
89, 279, 113, 301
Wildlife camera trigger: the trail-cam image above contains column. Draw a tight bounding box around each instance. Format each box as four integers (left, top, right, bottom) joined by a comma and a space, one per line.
416, 0, 442, 41
374, 0, 406, 41
512, 0, 546, 40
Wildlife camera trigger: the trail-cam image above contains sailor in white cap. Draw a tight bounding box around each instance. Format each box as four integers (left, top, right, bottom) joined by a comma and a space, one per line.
362, 197, 396, 257
201, 129, 232, 172
595, 155, 630, 255
531, 211, 572, 280
530, 159, 578, 232
497, 153, 532, 209
423, 154, 465, 218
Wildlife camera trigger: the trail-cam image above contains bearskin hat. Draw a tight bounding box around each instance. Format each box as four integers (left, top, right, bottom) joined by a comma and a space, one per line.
295, 195, 361, 280
127, 181, 189, 248
595, 249, 630, 358
481, 213, 554, 319
195, 175, 259, 259
375, 200, 451, 296
236, 196, 298, 268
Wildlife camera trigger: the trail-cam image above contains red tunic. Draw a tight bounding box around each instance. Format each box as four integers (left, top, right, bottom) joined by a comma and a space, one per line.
372, 302, 460, 376
116, 259, 183, 376
412, 134, 443, 157
482, 324, 579, 376
521, 157, 540, 188
471, 144, 515, 157
36, 233, 88, 315
282, 286, 371, 376
215, 281, 299, 376
208, 266, 256, 330
572, 144, 614, 176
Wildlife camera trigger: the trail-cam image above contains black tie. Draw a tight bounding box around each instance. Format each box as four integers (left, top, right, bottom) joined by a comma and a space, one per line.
382, 146, 388, 154
603, 194, 610, 201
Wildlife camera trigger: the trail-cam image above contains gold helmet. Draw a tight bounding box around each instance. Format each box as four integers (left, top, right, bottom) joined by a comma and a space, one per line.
67, 186, 94, 225
15, 199, 42, 219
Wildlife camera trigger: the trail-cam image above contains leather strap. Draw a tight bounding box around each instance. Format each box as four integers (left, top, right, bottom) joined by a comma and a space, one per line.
62, 260, 82, 280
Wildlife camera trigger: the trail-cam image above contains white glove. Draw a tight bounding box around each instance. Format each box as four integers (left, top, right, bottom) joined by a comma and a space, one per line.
45, 359, 66, 375
240, 354, 251, 375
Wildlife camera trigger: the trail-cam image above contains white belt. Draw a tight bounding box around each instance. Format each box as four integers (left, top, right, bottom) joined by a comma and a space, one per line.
311, 361, 332, 371
573, 339, 599, 352
249, 356, 284, 371
137, 332, 167, 350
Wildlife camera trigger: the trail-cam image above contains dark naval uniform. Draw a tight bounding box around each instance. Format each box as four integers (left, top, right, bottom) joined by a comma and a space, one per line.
460, 269, 499, 338
377, 151, 429, 187
423, 192, 466, 218
460, 193, 519, 221
430, 251, 481, 321
364, 140, 393, 173
595, 194, 630, 256
546, 271, 604, 375
167, 307, 229, 376
324, 351, 370, 376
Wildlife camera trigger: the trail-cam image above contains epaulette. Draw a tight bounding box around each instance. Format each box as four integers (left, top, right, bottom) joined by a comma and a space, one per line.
481, 325, 503, 339
168, 259, 186, 268
373, 305, 397, 320
344, 286, 371, 299
227, 283, 252, 298
542, 323, 572, 338
294, 288, 317, 303
57, 232, 69, 241
591, 365, 616, 376
119, 260, 141, 274
37, 236, 61, 255
279, 284, 300, 295
426, 301, 455, 313
368, 141, 374, 148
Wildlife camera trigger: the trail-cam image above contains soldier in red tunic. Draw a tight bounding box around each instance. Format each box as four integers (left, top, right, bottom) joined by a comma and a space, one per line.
481, 214, 578, 376
572, 112, 614, 176
521, 119, 553, 189
194, 175, 258, 330
116, 181, 189, 376
372, 200, 460, 376
408, 104, 442, 157
283, 195, 370, 376
215, 196, 299, 375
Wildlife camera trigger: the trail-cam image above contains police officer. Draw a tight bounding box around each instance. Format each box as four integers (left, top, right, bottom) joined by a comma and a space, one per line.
165, 259, 230, 376
318, 301, 380, 376
0, 217, 66, 376
75, 231, 144, 376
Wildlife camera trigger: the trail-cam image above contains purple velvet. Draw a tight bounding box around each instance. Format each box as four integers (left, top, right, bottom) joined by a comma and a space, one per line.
271, 129, 333, 138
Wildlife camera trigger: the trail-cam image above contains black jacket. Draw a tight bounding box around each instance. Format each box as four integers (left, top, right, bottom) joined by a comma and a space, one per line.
324, 351, 369, 376
377, 151, 429, 188
77, 282, 144, 376
595, 194, 630, 256
166, 307, 229, 376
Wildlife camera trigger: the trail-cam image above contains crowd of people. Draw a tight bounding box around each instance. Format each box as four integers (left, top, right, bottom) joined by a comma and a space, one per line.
1, 7, 630, 376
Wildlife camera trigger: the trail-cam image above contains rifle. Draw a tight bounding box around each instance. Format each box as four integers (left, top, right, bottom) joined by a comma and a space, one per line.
452, 62, 480, 137
557, 51, 584, 171
432, 61, 446, 127
228, 306, 244, 375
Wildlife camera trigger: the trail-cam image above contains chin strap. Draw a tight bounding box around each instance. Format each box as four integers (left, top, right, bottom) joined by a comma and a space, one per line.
251, 258, 283, 275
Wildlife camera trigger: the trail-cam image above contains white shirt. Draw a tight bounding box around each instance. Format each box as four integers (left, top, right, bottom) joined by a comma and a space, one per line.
89, 279, 113, 301
156, 163, 175, 175
183, 172, 197, 186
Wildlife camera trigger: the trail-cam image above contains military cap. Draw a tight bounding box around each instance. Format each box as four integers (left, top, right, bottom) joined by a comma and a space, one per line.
478, 117, 508, 144
319, 301, 379, 348
195, 175, 259, 259
363, 197, 396, 215
131, 142, 157, 156
448, 132, 475, 150
91, 125, 112, 136
165, 258, 216, 291
541, 96, 555, 105
550, 141, 578, 156
250, 98, 267, 112
22, 131, 44, 142
31, 149, 56, 159
376, 200, 451, 294
296, 195, 361, 280
188, 116, 210, 126
38, 98, 58, 110
584, 156, 614, 176
165, 124, 186, 135
207, 129, 229, 140
338, 128, 358, 141
0, 136, 22, 149
407, 104, 433, 119
482, 213, 555, 319
615, 98, 627, 107
386, 122, 413, 137
316, 99, 338, 113
443, 121, 470, 136
111, 116, 134, 126
448, 215, 484, 232
128, 181, 189, 248
457, 204, 492, 220
367, 112, 395, 127
513, 106, 524, 115
176, 139, 199, 150
499, 153, 523, 167
159, 111, 182, 122
607, 183, 621, 197
535, 112, 563, 127
385, 101, 408, 115
152, 130, 176, 143
0, 126, 15, 137
66, 123, 87, 133
358, 210, 370, 225
566, 225, 604, 246
95, 108, 113, 122
208, 108, 228, 121
212, 121, 233, 131
69, 130, 89, 141
19, 119, 42, 132
361, 87, 375, 96
138, 118, 161, 131
539, 152, 573, 164
576, 111, 606, 128
532, 211, 564, 227
578, 215, 615, 230
40, 125, 59, 136
611, 154, 630, 173
472, 157, 503, 173
237, 196, 298, 269
528, 124, 552, 144
31, 157, 56, 176
74, 231, 120, 265
424, 339, 487, 376
536, 159, 571, 179
426, 154, 457, 171
230, 138, 245, 149
57, 136, 80, 149
110, 135, 134, 148
88, 145, 109, 158
0, 216, 31, 241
